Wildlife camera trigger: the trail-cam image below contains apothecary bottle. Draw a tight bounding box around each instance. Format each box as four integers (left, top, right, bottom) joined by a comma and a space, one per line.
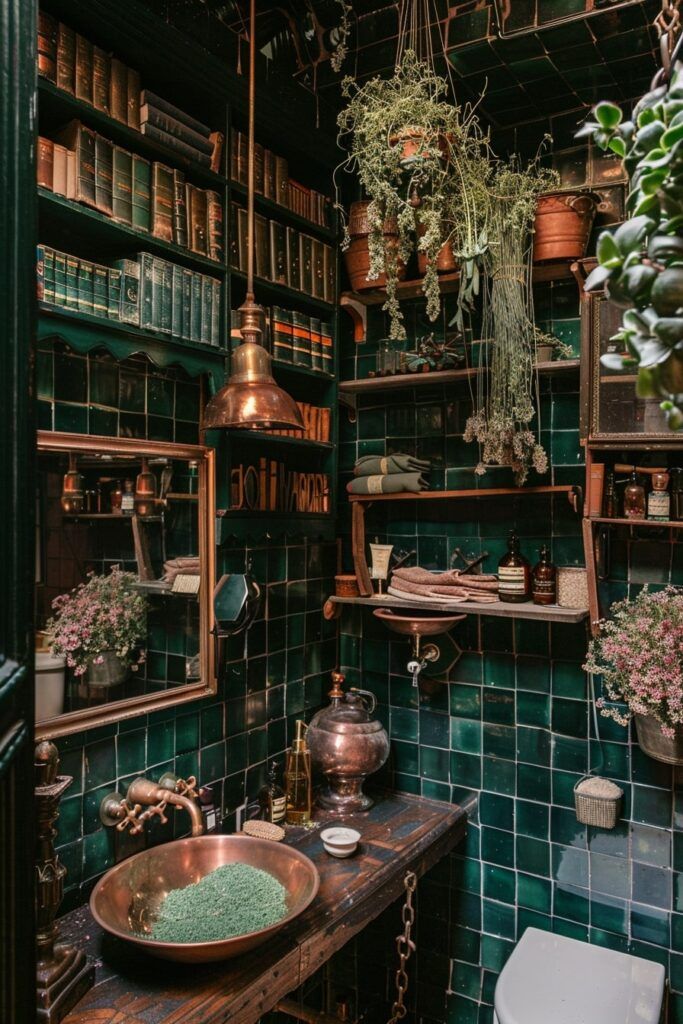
498, 531, 530, 603
647, 471, 670, 521
531, 545, 557, 606
260, 762, 286, 825
623, 469, 645, 520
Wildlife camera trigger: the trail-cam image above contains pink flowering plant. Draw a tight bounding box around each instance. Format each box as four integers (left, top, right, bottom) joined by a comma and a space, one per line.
46, 567, 147, 677
584, 586, 683, 738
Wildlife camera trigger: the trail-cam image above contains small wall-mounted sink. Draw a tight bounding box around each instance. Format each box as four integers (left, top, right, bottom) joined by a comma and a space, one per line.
90, 835, 319, 963
373, 608, 466, 636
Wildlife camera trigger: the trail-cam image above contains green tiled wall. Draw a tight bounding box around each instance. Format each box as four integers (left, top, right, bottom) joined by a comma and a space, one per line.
337, 288, 683, 1023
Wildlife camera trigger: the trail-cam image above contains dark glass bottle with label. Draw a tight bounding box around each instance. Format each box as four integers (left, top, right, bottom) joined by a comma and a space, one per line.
602, 470, 617, 518
498, 531, 530, 603
531, 545, 557, 606
260, 762, 286, 825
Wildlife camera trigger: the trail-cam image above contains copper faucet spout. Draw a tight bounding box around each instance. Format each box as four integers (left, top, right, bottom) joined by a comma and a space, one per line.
164, 791, 204, 837
126, 777, 204, 837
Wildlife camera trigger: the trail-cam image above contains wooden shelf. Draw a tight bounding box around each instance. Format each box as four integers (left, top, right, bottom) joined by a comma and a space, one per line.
230, 267, 334, 313
588, 516, 683, 529
38, 78, 226, 189
38, 188, 224, 274
348, 485, 580, 504
62, 514, 162, 521
272, 360, 335, 385
327, 594, 588, 624
339, 360, 580, 393
230, 181, 336, 242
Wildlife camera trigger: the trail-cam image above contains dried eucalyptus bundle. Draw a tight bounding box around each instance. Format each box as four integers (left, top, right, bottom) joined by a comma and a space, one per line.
465, 160, 558, 485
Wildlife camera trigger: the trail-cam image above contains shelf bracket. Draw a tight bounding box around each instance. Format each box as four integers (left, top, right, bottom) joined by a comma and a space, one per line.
569, 485, 584, 515
338, 390, 357, 423
340, 293, 367, 344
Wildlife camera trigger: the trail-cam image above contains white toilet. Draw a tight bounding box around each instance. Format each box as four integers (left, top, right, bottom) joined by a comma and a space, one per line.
493, 928, 666, 1024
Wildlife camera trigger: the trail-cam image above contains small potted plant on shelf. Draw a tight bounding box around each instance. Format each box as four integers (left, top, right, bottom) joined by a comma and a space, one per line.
534, 327, 574, 363
336, 49, 491, 340
584, 585, 683, 764
46, 566, 147, 689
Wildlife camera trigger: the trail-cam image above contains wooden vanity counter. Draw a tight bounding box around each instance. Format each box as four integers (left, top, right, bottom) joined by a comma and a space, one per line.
60, 791, 468, 1024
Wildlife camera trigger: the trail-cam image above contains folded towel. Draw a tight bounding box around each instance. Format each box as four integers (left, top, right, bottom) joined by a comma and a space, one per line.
390, 576, 500, 604
163, 556, 200, 582
354, 454, 431, 477
393, 566, 499, 593
387, 586, 469, 607
346, 473, 428, 495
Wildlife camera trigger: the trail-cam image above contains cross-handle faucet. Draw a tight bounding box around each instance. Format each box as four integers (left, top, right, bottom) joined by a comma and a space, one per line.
100, 773, 204, 836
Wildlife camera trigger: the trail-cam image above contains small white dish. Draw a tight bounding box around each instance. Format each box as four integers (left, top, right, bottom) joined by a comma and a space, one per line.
320, 827, 361, 858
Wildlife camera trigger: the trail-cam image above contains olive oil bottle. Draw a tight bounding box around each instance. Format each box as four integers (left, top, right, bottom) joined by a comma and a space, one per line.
285, 720, 312, 825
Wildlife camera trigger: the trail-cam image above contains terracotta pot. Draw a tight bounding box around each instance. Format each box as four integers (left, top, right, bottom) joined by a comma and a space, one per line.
344, 200, 406, 292
535, 344, 554, 363
417, 239, 458, 276
533, 190, 596, 263
635, 713, 683, 765
389, 129, 451, 164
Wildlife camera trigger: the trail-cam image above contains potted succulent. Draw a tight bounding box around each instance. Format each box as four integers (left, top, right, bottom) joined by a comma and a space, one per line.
581, 63, 683, 428
584, 586, 683, 764
337, 50, 491, 339
534, 327, 574, 363
46, 566, 147, 688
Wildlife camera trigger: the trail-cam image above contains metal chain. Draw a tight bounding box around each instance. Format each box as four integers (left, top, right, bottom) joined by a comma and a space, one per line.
387, 871, 417, 1024
655, 0, 682, 75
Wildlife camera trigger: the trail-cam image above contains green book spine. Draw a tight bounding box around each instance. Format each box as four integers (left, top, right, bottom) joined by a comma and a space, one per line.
190, 273, 202, 342
292, 310, 311, 367
182, 269, 192, 340
320, 320, 333, 373
200, 275, 212, 344
269, 221, 287, 285
272, 306, 293, 364
173, 170, 187, 248
65, 254, 79, 308
299, 234, 313, 296
139, 252, 155, 329
43, 246, 55, 305
160, 259, 172, 334
108, 267, 122, 320
54, 251, 67, 306
309, 316, 323, 371
206, 190, 223, 262
95, 135, 113, 216
112, 259, 139, 324
77, 260, 94, 314
311, 239, 325, 300
93, 263, 108, 318
286, 227, 300, 292
112, 146, 133, 226
132, 155, 151, 233
36, 245, 45, 302
324, 244, 335, 305
171, 264, 183, 337
211, 278, 221, 347
152, 163, 175, 243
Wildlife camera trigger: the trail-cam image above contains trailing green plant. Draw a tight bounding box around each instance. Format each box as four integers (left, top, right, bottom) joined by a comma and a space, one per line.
464, 159, 559, 485
337, 50, 491, 339
534, 326, 574, 360
580, 64, 683, 427
330, 0, 352, 73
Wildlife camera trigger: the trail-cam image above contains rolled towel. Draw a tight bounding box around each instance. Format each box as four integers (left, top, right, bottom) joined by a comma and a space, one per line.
347, 473, 428, 495
393, 566, 499, 592
354, 454, 431, 477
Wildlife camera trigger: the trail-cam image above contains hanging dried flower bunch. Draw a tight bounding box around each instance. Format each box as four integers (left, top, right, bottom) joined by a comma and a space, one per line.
330, 0, 353, 73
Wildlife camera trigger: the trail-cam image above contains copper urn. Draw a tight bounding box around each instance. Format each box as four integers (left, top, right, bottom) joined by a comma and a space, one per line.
308, 672, 390, 814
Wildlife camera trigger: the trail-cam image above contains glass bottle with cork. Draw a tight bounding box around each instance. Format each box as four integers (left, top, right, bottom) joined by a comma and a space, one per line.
285, 720, 312, 825
498, 531, 531, 603
623, 468, 646, 520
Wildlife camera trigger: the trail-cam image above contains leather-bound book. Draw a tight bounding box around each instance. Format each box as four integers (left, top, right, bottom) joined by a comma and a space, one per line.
56, 23, 76, 93
54, 121, 97, 208
271, 306, 293, 363
159, 259, 173, 334
37, 12, 57, 83
139, 252, 155, 330
111, 146, 133, 225
264, 149, 276, 200
311, 239, 325, 300
127, 68, 141, 130
236, 205, 248, 271
309, 316, 323, 371
109, 58, 128, 123
74, 34, 93, 104
320, 320, 333, 374
112, 258, 140, 324
323, 244, 335, 304
94, 135, 114, 216
186, 184, 208, 255
52, 143, 69, 196
299, 234, 313, 296
181, 269, 192, 339
65, 254, 79, 308
92, 46, 110, 113
77, 259, 94, 315
269, 221, 287, 285
190, 272, 202, 342
254, 213, 269, 279
93, 263, 108, 318
210, 131, 224, 175
171, 264, 183, 337
107, 266, 121, 320
206, 190, 223, 262
254, 143, 264, 193
54, 251, 67, 306
275, 156, 288, 207
140, 103, 213, 155
151, 163, 174, 242
172, 170, 187, 247
286, 227, 300, 291
211, 279, 221, 346
132, 155, 151, 233
227, 204, 240, 269
229, 128, 240, 182
292, 311, 311, 368
37, 137, 54, 190
139, 89, 211, 137
43, 246, 55, 305
201, 276, 212, 344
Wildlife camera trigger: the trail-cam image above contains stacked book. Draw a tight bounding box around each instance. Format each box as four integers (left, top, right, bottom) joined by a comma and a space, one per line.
37, 245, 222, 346
37, 14, 224, 173
263, 403, 332, 442
38, 11, 140, 128
38, 121, 223, 261
230, 307, 333, 375
228, 203, 334, 303
230, 128, 331, 228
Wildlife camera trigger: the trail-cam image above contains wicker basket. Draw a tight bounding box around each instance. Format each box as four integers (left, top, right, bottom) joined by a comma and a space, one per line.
574, 776, 623, 829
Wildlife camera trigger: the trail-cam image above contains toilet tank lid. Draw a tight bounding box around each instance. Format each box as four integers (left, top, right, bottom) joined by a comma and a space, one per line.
494, 928, 665, 1024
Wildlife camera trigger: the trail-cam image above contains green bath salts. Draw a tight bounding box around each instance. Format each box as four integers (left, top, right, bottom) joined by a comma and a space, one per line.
148, 863, 288, 944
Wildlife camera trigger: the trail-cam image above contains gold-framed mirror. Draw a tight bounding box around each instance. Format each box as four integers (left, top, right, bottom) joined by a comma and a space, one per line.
35, 431, 215, 739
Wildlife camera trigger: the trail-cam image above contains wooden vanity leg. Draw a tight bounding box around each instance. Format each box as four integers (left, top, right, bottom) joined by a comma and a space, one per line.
352, 502, 373, 596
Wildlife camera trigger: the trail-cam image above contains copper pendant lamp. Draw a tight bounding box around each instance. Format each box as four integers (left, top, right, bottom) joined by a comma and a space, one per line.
203, 0, 304, 432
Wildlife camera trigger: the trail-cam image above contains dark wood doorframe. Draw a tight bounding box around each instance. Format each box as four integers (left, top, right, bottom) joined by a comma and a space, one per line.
0, 0, 37, 1020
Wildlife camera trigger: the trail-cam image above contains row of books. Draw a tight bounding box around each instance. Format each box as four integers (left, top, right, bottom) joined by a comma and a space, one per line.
262, 403, 332, 443
230, 460, 330, 514
37, 12, 224, 172
230, 308, 333, 375
229, 205, 335, 303
36, 246, 222, 347
230, 128, 331, 229
38, 121, 223, 261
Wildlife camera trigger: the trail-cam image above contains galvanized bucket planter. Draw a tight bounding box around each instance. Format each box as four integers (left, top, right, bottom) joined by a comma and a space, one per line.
635, 714, 683, 765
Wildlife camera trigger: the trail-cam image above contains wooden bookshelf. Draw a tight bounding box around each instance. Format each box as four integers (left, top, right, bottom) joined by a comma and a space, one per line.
230, 267, 335, 314
230, 181, 336, 243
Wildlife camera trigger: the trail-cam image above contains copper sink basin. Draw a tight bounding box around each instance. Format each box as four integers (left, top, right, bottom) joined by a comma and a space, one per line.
373, 607, 466, 636
90, 835, 319, 963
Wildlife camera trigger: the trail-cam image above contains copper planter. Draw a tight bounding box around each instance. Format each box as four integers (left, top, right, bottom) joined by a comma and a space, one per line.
533, 190, 596, 263
344, 200, 406, 292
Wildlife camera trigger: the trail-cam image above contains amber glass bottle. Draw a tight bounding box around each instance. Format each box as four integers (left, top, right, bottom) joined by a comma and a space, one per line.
498, 531, 530, 603
602, 470, 617, 518
260, 762, 286, 824
531, 546, 557, 606
623, 469, 645, 520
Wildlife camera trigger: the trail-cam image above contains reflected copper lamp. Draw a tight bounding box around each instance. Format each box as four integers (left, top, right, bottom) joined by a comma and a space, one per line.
203, 0, 304, 432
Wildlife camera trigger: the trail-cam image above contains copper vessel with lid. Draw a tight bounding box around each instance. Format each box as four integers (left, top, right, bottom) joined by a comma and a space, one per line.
308, 672, 390, 814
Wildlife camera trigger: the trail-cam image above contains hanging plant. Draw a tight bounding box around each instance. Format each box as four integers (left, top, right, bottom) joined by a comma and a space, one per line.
580, 63, 683, 427
464, 159, 559, 485
336, 50, 491, 339
329, 0, 353, 73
